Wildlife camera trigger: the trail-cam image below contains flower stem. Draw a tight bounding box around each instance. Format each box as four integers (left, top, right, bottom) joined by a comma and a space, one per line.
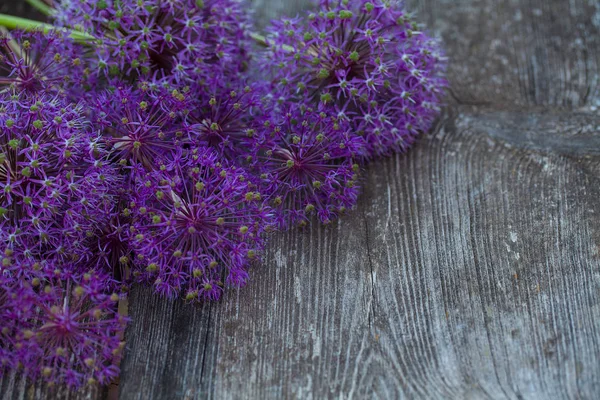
25, 0, 53, 16
0, 13, 93, 42
249, 32, 269, 47
249, 32, 295, 52
1, 12, 286, 52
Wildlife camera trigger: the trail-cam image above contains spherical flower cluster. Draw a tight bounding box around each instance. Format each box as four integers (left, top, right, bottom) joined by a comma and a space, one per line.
255, 104, 361, 227
263, 0, 446, 158
0, 271, 38, 372
128, 147, 273, 301
0, 0, 446, 389
0, 268, 127, 388
0, 29, 89, 98
90, 83, 190, 170
54, 0, 252, 85
90, 209, 134, 289
0, 94, 118, 268
0, 32, 127, 389
187, 80, 266, 163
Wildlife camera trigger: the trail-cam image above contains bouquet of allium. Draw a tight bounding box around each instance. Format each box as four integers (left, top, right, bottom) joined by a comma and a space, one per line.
0, 0, 446, 388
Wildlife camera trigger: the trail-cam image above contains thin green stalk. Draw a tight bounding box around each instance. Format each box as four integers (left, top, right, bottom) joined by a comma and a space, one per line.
249, 32, 295, 52
25, 0, 53, 16
249, 32, 269, 47
0, 13, 93, 42
0, 27, 25, 60
0, 12, 287, 51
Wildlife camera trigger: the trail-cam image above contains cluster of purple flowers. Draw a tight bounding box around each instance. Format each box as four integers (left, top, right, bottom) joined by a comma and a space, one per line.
265, 0, 446, 159
0, 0, 445, 388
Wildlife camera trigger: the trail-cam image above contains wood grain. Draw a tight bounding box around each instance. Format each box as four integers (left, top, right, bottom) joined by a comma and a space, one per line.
2, 0, 600, 398
118, 107, 600, 399
118, 0, 600, 398
406, 0, 600, 109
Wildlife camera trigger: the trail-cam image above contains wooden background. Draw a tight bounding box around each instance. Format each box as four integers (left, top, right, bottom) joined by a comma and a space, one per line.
1, 0, 599, 398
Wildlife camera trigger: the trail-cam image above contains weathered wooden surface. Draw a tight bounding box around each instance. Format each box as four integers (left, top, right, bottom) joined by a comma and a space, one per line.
118, 0, 600, 398
3, 0, 600, 399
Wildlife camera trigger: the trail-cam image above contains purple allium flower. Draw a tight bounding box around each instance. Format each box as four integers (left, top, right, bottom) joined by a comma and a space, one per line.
0, 30, 90, 98
0, 265, 127, 388
91, 83, 189, 170
54, 0, 252, 85
0, 93, 118, 268
263, 0, 447, 159
28, 271, 127, 387
187, 80, 266, 163
128, 146, 273, 301
255, 103, 361, 228
89, 207, 133, 291
0, 273, 38, 374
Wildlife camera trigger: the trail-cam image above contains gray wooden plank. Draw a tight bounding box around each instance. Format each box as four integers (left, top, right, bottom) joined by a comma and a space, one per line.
118, 0, 600, 399
200, 213, 375, 398
455, 109, 600, 156
117, 287, 211, 399
404, 0, 600, 108
0, 376, 105, 400
119, 106, 600, 399
355, 108, 600, 399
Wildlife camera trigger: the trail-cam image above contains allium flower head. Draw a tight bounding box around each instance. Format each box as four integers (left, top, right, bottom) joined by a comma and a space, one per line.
55, 0, 252, 84
129, 146, 273, 301
264, 0, 446, 158
255, 103, 361, 228
29, 270, 127, 387
188, 80, 266, 163
91, 83, 190, 170
0, 94, 118, 267
0, 273, 38, 373
0, 30, 89, 98
79, 202, 133, 293
0, 265, 127, 388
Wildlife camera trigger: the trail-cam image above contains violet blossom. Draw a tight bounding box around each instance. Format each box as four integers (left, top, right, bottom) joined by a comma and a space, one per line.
54, 0, 252, 85
90, 83, 190, 170
128, 146, 273, 301
0, 267, 127, 387
254, 103, 362, 227
0, 30, 92, 98
0, 93, 118, 270
263, 0, 447, 158
0, 0, 447, 389
187, 79, 266, 164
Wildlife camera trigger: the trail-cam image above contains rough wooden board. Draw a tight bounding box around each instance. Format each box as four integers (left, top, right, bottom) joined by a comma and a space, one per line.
455, 108, 600, 156
1, 0, 599, 398
117, 287, 212, 399
119, 105, 600, 399
357, 109, 600, 399
0, 376, 104, 400
117, 0, 600, 399
408, 0, 600, 108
